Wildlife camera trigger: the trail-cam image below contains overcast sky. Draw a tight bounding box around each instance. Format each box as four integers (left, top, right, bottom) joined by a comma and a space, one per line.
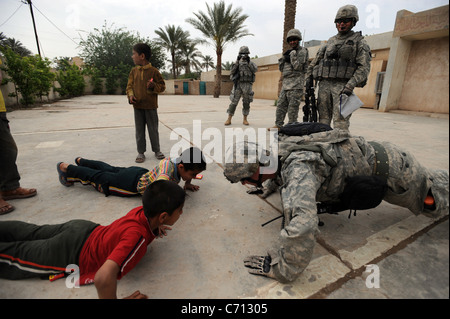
1, 0, 448, 71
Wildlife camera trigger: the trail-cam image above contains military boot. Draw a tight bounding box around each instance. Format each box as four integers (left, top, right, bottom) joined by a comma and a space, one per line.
224, 115, 232, 126
243, 115, 249, 125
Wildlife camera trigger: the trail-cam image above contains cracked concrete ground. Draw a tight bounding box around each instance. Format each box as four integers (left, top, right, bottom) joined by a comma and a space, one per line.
0, 95, 448, 299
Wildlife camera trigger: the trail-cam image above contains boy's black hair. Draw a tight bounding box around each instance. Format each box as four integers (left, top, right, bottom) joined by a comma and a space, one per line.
133, 43, 152, 61
142, 180, 185, 219
178, 147, 207, 172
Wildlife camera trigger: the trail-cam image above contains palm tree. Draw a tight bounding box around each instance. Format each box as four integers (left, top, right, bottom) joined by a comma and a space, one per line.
178, 41, 203, 74
154, 25, 190, 79
283, 0, 297, 52
201, 55, 215, 72
221, 61, 233, 71
186, 1, 252, 98
279, 0, 297, 94
0, 34, 32, 57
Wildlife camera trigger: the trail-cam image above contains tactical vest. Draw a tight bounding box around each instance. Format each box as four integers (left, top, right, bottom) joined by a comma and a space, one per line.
313, 31, 364, 83
279, 130, 374, 201
238, 62, 255, 83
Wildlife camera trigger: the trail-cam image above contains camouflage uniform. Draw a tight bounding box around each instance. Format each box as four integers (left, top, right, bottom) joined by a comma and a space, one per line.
227, 46, 258, 117
306, 5, 371, 130
269, 130, 449, 282
224, 130, 449, 283
275, 29, 309, 127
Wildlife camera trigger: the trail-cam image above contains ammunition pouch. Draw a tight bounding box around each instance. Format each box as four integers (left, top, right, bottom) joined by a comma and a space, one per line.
314, 59, 357, 80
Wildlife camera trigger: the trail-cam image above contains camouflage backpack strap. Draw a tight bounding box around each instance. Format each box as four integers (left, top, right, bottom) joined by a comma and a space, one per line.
368, 141, 389, 181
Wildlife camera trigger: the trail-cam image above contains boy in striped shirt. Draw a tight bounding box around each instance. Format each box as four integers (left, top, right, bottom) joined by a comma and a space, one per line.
0, 180, 185, 299
56, 147, 206, 197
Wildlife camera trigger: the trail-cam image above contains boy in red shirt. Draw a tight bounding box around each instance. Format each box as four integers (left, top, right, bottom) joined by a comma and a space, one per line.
0, 180, 185, 299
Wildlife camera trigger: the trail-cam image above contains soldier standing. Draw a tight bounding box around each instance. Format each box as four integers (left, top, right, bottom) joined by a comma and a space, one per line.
269, 29, 309, 130
306, 5, 372, 130
224, 129, 449, 283
225, 46, 258, 126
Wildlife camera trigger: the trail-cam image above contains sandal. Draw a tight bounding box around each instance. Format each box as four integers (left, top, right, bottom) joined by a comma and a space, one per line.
155, 152, 165, 160
0, 187, 37, 200
57, 162, 74, 187
135, 153, 145, 163
0, 199, 15, 215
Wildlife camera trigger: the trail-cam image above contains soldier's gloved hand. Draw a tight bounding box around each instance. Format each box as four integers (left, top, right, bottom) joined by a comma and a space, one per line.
260, 187, 275, 199
283, 49, 292, 63
243, 255, 276, 279
341, 85, 353, 96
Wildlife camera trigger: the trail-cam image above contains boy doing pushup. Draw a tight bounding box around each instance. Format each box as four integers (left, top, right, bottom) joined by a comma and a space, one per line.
0, 180, 185, 299
56, 147, 206, 197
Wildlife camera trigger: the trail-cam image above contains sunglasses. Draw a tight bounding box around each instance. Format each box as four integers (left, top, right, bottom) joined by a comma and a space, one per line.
335, 18, 353, 24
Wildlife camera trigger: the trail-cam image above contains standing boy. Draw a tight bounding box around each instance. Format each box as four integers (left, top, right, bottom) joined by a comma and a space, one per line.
0, 180, 186, 299
126, 43, 166, 163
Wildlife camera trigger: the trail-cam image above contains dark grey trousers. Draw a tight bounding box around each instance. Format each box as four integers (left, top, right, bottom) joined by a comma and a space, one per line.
0, 220, 98, 280
0, 112, 20, 191
134, 108, 160, 154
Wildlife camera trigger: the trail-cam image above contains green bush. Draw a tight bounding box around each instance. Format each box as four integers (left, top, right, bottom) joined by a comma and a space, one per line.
86, 66, 103, 95
55, 61, 85, 98
0, 47, 54, 106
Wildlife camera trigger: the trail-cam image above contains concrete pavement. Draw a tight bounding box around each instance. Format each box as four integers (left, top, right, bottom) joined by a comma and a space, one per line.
0, 94, 448, 299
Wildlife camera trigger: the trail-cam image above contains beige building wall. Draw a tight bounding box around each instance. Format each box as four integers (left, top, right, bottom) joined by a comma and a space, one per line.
379, 5, 449, 114
398, 37, 449, 113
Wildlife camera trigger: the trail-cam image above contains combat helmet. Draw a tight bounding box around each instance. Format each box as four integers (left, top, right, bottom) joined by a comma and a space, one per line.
239, 46, 250, 55
286, 29, 302, 42
224, 141, 260, 183
334, 5, 359, 24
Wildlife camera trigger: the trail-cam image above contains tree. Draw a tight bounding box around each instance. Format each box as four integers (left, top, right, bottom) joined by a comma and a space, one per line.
54, 60, 85, 98
186, 1, 252, 98
78, 21, 165, 94
0, 33, 32, 57
201, 55, 215, 72
0, 46, 54, 106
79, 21, 165, 70
154, 25, 190, 79
178, 41, 203, 74
283, 0, 297, 52
279, 0, 297, 94
221, 61, 233, 71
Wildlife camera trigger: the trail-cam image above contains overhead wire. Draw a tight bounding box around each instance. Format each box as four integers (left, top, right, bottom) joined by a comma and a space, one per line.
31, 3, 79, 46
0, 2, 24, 28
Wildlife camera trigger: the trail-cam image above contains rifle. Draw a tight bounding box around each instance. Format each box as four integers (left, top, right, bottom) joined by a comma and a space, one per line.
303, 75, 318, 122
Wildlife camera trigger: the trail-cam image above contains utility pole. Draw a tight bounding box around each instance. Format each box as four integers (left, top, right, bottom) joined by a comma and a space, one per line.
24, 0, 41, 56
